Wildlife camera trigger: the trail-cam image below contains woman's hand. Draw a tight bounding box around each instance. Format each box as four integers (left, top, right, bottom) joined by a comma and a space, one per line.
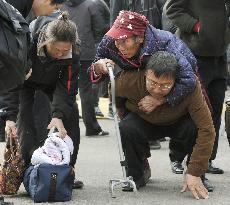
5, 120, 17, 138
47, 118, 67, 138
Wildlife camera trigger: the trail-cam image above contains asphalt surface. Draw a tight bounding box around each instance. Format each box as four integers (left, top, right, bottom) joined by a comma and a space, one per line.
1, 95, 230, 205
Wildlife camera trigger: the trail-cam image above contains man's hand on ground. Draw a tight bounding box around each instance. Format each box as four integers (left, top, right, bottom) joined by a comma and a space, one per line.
5, 120, 17, 138
47, 118, 67, 138
181, 174, 209, 200
138, 95, 165, 113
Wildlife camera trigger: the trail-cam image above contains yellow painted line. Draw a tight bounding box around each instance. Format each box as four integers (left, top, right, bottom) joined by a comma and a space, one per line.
77, 96, 110, 117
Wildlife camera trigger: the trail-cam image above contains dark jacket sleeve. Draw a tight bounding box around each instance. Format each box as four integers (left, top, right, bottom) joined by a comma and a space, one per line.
88, 1, 109, 44
0, 0, 33, 121
110, 0, 123, 25
165, 0, 198, 33
6, 0, 33, 18
162, 1, 177, 33
0, 87, 20, 122
51, 58, 79, 120
96, 0, 110, 34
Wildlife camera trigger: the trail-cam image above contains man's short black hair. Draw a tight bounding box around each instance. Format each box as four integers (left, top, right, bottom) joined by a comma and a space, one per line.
50, 0, 67, 5
146, 51, 178, 79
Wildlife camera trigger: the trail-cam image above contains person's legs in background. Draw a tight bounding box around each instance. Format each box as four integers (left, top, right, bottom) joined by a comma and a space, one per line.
92, 83, 104, 118
206, 78, 226, 174
197, 55, 227, 175
79, 60, 109, 136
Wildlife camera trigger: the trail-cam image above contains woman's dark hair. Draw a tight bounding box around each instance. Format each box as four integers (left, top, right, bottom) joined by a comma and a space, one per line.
47, 12, 77, 44
146, 51, 178, 79
38, 12, 80, 53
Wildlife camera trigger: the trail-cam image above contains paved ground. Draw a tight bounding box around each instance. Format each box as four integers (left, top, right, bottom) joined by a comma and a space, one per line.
1, 95, 230, 205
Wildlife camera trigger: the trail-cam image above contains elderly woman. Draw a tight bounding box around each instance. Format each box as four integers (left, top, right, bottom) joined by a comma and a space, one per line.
91, 10, 197, 106
3, 12, 83, 188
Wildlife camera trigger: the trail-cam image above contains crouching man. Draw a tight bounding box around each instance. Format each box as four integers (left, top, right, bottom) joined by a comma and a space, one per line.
114, 51, 215, 199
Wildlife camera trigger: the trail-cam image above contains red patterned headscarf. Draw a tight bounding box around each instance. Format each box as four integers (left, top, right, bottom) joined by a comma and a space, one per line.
106, 10, 149, 39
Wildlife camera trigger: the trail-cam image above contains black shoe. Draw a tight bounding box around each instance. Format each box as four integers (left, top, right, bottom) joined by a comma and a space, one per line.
170, 161, 184, 174
201, 175, 214, 192
149, 140, 161, 150
86, 130, 109, 137
73, 180, 84, 189
95, 106, 104, 117
206, 162, 224, 174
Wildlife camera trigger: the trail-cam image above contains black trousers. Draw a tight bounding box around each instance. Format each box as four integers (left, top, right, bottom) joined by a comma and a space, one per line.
196, 55, 227, 160
17, 88, 80, 167
79, 60, 102, 135
119, 112, 197, 181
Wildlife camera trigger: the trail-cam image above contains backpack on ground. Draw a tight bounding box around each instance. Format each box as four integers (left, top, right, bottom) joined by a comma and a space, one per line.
0, 0, 30, 92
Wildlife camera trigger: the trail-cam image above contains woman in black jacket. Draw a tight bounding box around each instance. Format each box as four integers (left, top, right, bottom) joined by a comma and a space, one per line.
5, 12, 82, 188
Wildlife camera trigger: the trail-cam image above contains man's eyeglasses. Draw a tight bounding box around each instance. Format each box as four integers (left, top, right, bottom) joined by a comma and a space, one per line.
146, 77, 173, 91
